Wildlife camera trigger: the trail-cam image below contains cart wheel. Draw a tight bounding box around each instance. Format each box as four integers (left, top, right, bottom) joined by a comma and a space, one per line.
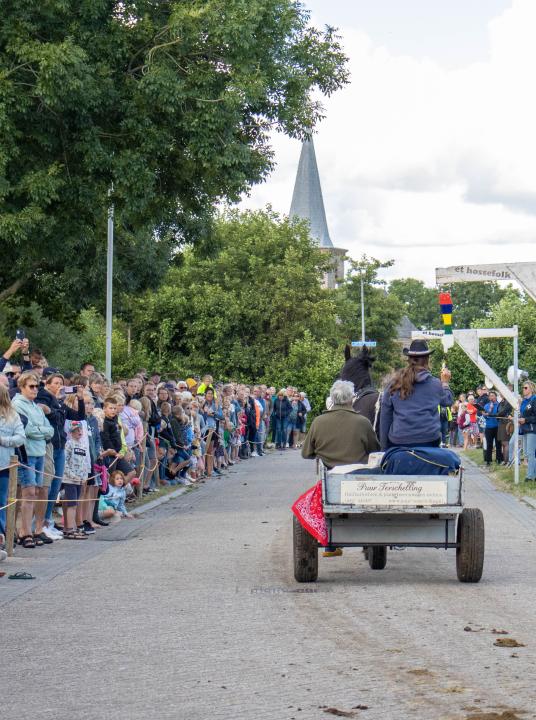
368, 546, 387, 570
456, 508, 484, 583
293, 515, 318, 582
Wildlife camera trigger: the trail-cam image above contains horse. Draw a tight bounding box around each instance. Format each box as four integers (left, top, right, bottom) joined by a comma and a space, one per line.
339, 344, 381, 435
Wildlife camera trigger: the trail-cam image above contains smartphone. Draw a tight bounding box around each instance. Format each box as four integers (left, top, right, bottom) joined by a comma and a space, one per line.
64, 386, 78, 394
15, 328, 25, 341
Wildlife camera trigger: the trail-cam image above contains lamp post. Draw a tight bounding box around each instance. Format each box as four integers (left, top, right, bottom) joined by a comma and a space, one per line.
105, 187, 114, 381
360, 270, 366, 343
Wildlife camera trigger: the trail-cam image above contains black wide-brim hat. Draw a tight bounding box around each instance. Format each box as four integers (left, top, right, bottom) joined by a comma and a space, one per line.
403, 339, 434, 357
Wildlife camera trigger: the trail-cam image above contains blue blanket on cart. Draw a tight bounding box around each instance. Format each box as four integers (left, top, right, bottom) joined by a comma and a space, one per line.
380, 446, 461, 476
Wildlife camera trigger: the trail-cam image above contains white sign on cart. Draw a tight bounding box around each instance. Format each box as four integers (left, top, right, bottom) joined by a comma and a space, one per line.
340, 479, 448, 506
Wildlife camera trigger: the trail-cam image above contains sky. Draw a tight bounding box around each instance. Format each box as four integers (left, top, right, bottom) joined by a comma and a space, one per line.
241, 0, 536, 285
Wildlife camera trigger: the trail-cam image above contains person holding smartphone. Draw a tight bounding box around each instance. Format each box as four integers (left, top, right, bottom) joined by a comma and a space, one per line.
0, 336, 32, 383
36, 372, 86, 540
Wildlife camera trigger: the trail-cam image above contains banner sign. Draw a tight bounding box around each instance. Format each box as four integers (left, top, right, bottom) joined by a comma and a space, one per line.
340, 479, 448, 506
436, 262, 536, 302
412, 330, 444, 338
351, 341, 377, 347
436, 264, 515, 283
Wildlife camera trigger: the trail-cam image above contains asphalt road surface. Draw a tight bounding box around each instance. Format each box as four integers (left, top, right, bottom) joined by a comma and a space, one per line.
2, 450, 536, 720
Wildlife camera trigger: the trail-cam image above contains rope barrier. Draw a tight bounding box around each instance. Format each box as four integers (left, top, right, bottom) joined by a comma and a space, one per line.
0, 418, 271, 512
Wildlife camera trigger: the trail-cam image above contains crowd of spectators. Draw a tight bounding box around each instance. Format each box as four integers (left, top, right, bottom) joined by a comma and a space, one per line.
442, 382, 536, 478
0, 336, 311, 556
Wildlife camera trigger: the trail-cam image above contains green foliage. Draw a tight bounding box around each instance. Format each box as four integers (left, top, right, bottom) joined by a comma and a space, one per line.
388, 278, 437, 329
0, 302, 134, 375
389, 278, 511, 332
0, 1, 348, 315
269, 330, 341, 417
131, 208, 340, 379
336, 256, 404, 378
447, 282, 510, 329
477, 291, 536, 381
428, 341, 481, 397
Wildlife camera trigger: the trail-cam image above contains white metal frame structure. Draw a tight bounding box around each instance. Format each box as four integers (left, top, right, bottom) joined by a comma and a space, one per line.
412, 326, 520, 485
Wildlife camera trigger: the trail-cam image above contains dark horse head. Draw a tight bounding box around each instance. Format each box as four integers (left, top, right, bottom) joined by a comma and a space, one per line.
339, 344, 376, 391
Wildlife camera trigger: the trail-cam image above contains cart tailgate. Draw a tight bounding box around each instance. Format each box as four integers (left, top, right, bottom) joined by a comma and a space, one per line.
323, 472, 462, 513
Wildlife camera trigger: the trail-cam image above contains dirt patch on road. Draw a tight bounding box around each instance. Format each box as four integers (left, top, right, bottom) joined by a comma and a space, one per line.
493, 638, 525, 648
465, 712, 523, 720
323, 708, 356, 718
407, 668, 434, 677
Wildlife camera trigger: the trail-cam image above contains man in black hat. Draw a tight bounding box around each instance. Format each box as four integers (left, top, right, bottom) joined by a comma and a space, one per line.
380, 340, 453, 450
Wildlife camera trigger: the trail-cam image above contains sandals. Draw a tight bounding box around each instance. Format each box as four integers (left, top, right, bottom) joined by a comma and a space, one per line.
19, 535, 36, 549
63, 530, 88, 540
8, 571, 35, 580
34, 532, 53, 545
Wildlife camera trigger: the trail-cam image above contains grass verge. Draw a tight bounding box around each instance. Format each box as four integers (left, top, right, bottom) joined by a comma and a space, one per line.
461, 448, 536, 500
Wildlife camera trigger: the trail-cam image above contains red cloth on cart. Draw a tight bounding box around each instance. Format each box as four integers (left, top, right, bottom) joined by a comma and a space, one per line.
291, 480, 328, 546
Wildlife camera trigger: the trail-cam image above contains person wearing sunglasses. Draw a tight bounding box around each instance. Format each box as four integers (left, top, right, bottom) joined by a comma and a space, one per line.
11, 372, 54, 548
519, 380, 536, 482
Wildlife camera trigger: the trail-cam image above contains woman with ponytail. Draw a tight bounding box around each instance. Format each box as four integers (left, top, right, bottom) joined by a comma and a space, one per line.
380, 340, 453, 450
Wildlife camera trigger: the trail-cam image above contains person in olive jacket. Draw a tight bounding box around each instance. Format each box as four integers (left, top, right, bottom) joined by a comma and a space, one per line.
272, 390, 293, 450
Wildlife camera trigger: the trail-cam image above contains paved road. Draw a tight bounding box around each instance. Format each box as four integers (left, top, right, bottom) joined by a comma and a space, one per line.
2, 450, 536, 720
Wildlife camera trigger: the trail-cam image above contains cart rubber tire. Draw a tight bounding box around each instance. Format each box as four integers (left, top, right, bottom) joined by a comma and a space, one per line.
293, 515, 318, 583
368, 546, 387, 570
456, 508, 484, 583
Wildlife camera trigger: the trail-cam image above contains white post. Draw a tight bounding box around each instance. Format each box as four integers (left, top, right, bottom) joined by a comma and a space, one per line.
105, 190, 114, 381
360, 272, 365, 343
513, 325, 520, 485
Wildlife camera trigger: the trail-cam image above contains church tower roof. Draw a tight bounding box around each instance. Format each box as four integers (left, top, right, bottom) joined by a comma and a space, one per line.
289, 137, 334, 249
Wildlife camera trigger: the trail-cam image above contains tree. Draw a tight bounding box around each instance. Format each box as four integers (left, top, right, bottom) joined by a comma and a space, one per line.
271, 330, 341, 418
130, 209, 340, 378
388, 278, 511, 332
477, 290, 536, 381
336, 256, 404, 378
0, 301, 133, 375
428, 341, 481, 398
447, 282, 510, 329
388, 278, 438, 329
0, 0, 348, 314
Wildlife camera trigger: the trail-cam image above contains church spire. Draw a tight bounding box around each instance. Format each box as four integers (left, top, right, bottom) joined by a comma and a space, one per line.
289, 137, 334, 249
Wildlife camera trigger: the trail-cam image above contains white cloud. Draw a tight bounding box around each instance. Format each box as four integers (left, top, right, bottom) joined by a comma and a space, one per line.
241, 0, 536, 285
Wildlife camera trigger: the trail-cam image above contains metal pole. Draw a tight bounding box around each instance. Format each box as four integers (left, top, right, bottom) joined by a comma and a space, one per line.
513, 325, 519, 485
105, 189, 114, 381
6, 455, 18, 556
360, 272, 366, 343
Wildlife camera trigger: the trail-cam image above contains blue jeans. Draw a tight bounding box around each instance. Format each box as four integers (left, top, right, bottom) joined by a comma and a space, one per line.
286, 422, 297, 445
144, 438, 157, 489
525, 432, 536, 480
0, 468, 9, 537
274, 418, 288, 448
254, 427, 264, 455
19, 455, 45, 488
45, 447, 65, 524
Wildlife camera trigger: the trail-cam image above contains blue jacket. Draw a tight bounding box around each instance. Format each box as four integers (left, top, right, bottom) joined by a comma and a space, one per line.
0, 412, 26, 470
11, 394, 54, 457
520, 395, 536, 434
103, 484, 128, 516
484, 401, 500, 429
380, 370, 453, 450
